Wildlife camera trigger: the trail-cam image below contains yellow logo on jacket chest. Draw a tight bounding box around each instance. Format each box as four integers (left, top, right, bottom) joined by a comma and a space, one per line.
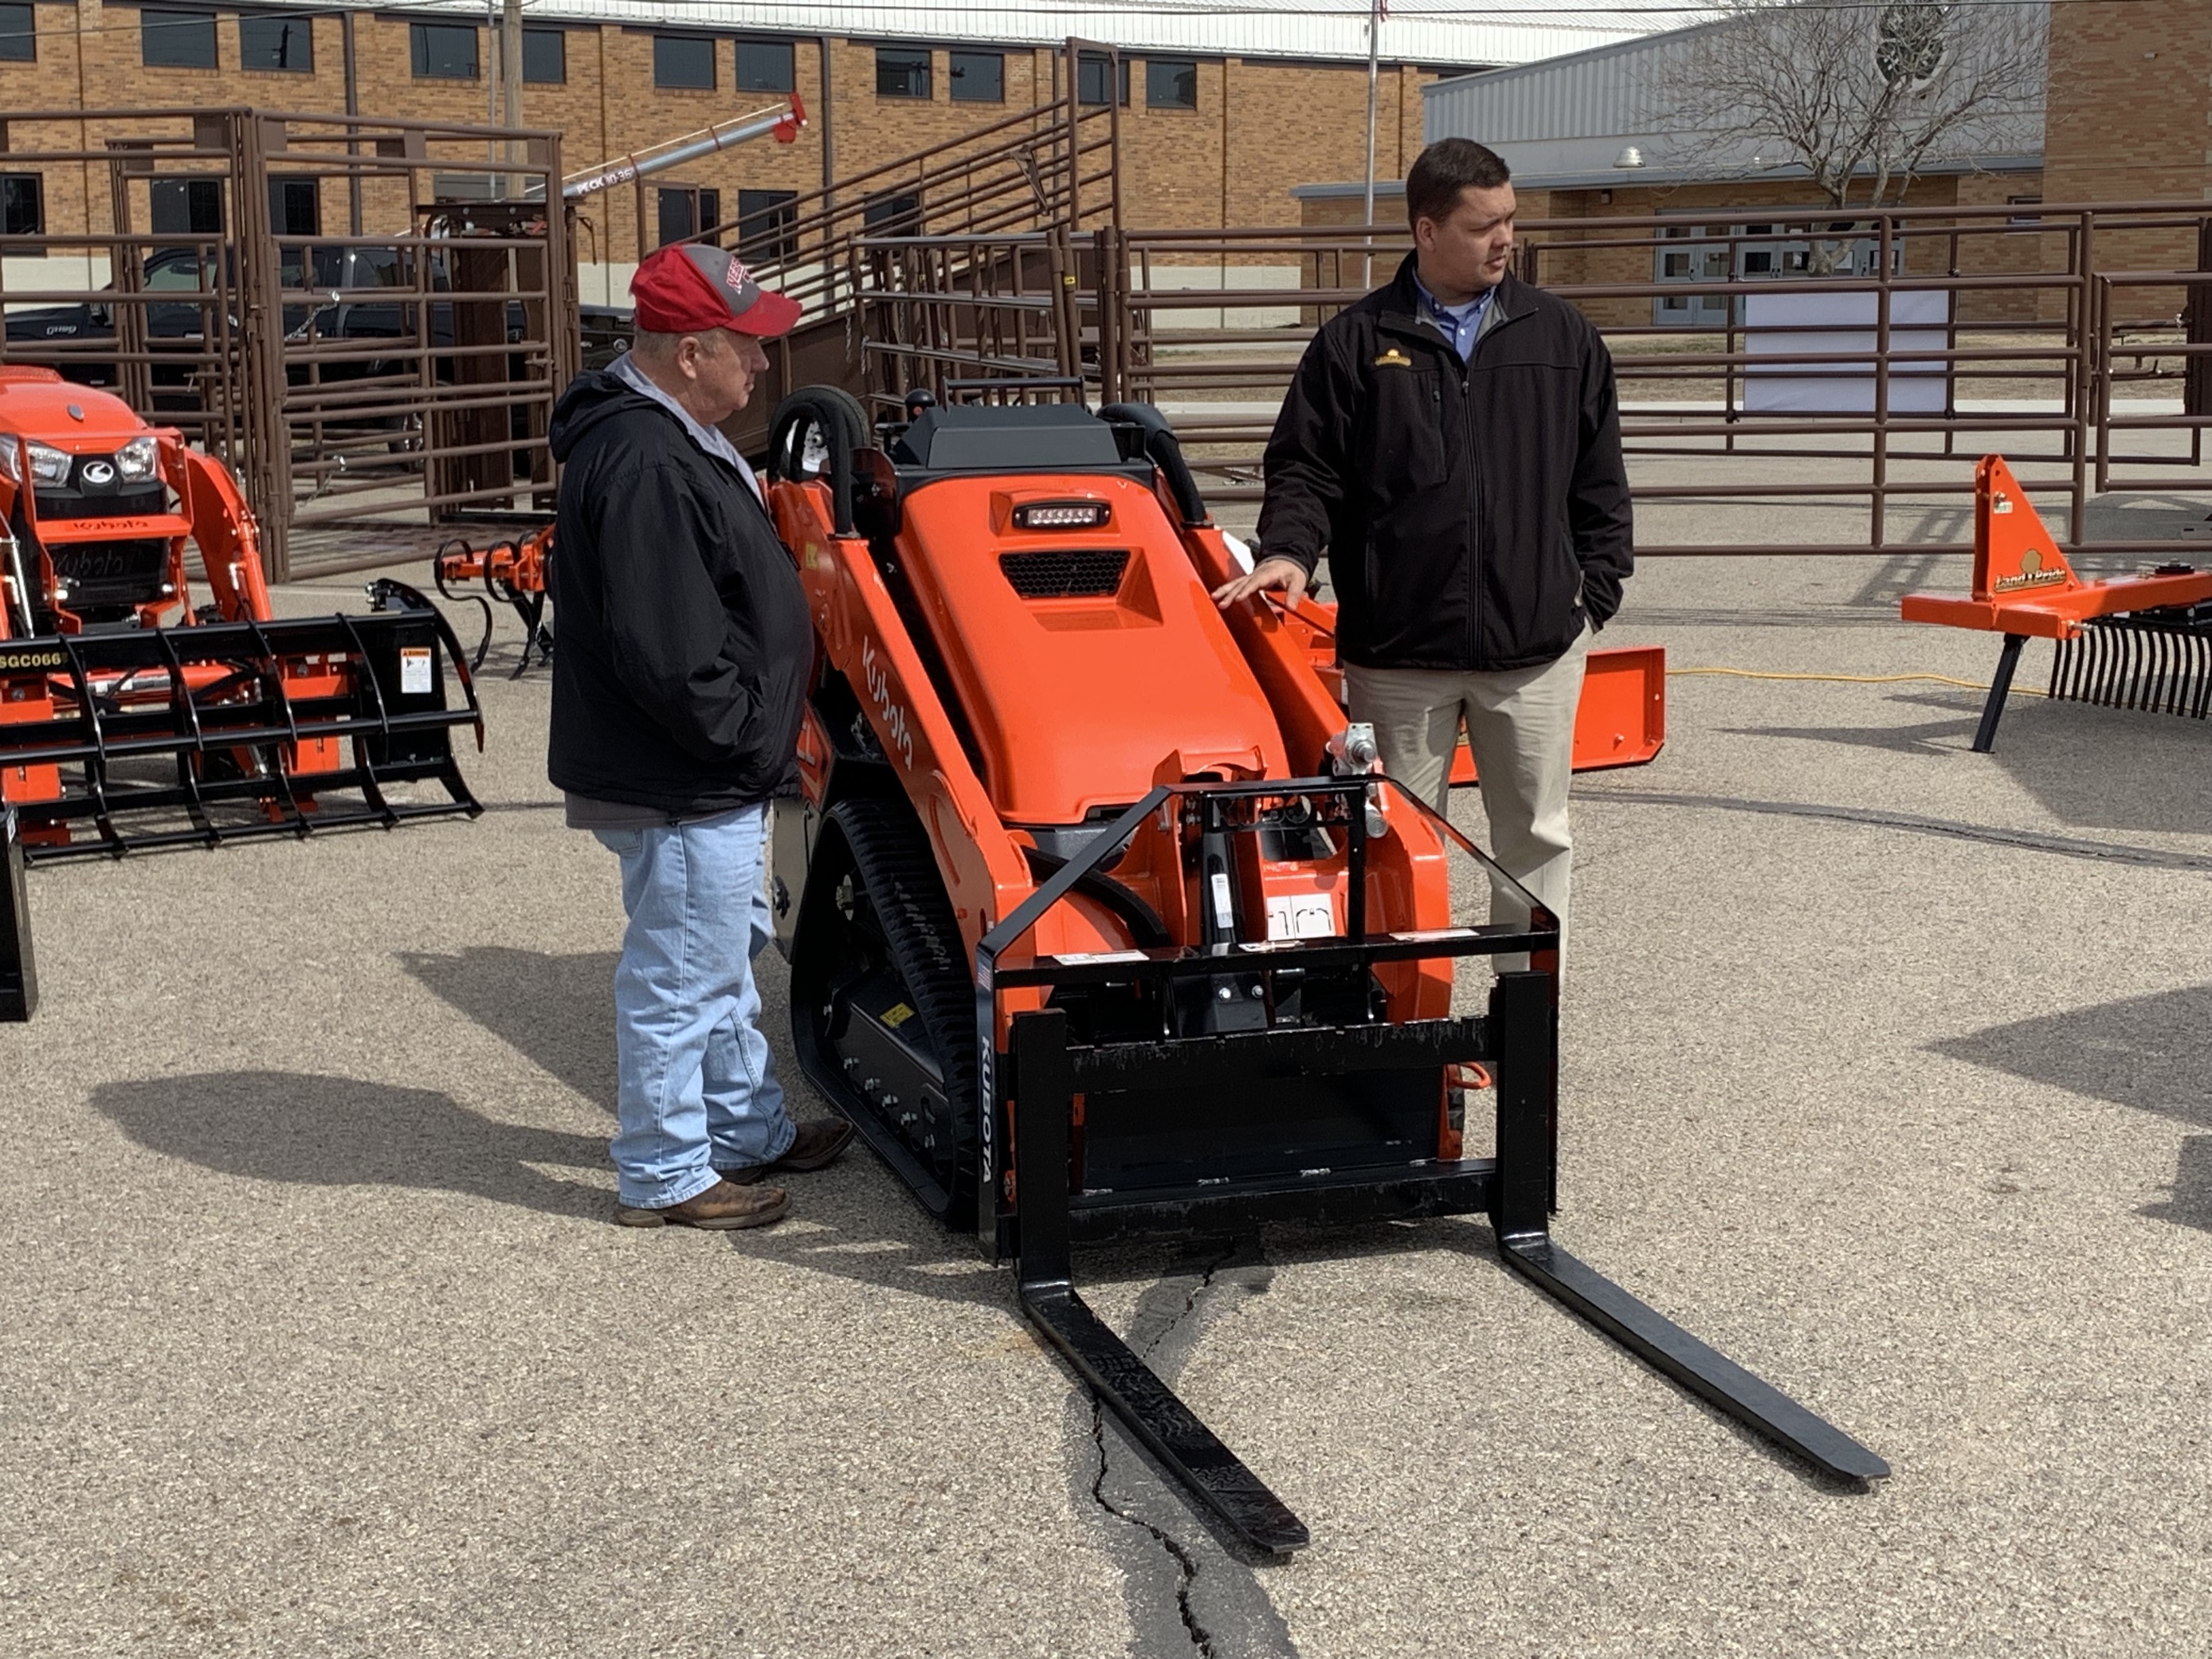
1373, 347, 1413, 369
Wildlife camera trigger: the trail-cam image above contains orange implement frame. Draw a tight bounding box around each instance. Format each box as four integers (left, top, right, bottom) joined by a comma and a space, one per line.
433, 526, 554, 675
1901, 456, 2212, 751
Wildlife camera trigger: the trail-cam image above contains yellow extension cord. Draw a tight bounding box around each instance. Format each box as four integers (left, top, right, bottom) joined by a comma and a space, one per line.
1666, 665, 2044, 697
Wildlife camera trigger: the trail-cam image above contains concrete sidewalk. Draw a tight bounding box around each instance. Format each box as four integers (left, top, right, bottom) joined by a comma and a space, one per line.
2, 533, 2208, 1657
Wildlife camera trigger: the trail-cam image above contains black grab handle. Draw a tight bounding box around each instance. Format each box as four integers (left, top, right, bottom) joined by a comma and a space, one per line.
1100, 401, 1209, 528
765, 386, 873, 536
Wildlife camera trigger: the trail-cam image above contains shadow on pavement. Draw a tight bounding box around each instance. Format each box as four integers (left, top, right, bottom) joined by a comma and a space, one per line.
398, 946, 618, 1104
1720, 683, 2212, 837
1930, 982, 2212, 1130
90, 1069, 613, 1222
2140, 1135, 2212, 1236
1932, 984, 2212, 1236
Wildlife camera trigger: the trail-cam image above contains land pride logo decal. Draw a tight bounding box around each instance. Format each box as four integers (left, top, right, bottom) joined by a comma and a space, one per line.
1994, 548, 2067, 593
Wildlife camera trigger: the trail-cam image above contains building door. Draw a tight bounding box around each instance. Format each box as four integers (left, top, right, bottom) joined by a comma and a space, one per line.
1653, 224, 1730, 327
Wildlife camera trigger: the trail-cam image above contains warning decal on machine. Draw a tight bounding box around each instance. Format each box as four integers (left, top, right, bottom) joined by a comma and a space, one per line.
399, 646, 433, 696
881, 1002, 916, 1029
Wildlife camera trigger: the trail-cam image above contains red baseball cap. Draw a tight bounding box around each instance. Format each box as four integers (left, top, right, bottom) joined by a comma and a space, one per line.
629, 242, 801, 338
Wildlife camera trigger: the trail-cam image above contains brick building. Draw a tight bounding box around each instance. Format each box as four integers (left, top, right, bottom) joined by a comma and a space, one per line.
2036, 0, 2211, 316
0, 0, 1653, 301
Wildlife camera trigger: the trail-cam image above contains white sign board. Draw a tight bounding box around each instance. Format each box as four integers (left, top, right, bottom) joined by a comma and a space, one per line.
1741, 288, 1951, 415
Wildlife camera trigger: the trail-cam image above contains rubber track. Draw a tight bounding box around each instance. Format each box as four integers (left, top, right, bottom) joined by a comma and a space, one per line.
829, 796, 979, 1198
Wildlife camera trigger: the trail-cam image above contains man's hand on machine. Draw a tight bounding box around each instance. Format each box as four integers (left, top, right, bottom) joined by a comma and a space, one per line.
1211, 555, 1310, 611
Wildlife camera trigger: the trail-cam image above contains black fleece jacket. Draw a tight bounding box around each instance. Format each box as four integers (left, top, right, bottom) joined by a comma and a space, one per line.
1257, 256, 1634, 672
546, 368, 810, 814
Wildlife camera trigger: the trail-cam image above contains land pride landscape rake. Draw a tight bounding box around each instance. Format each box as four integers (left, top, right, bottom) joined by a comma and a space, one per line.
760, 388, 1885, 1555
0, 369, 482, 1018
1902, 455, 2212, 751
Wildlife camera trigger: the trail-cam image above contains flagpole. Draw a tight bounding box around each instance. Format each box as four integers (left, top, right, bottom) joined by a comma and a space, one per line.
1360, 0, 1382, 288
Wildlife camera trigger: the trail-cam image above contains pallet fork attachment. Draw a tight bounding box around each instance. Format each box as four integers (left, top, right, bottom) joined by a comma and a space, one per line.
983, 779, 1888, 1557
1900, 456, 2212, 751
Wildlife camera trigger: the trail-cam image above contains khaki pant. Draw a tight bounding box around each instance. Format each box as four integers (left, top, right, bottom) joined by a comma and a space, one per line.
1344, 625, 1591, 971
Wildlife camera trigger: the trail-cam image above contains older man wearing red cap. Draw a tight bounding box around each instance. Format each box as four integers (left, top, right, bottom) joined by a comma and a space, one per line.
547, 242, 849, 1230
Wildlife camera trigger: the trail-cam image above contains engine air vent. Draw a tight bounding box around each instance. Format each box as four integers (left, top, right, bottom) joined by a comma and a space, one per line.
999, 548, 1130, 600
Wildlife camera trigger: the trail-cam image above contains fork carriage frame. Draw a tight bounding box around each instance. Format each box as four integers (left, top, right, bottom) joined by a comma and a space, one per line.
978, 775, 1888, 1557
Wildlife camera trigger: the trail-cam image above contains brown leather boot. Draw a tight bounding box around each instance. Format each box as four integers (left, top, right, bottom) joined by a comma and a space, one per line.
723, 1118, 856, 1185
614, 1178, 789, 1230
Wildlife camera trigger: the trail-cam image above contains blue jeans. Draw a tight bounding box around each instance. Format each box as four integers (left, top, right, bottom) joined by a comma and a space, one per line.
593, 804, 794, 1208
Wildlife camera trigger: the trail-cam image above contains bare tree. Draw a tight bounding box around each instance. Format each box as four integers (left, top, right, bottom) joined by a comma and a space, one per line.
1653, 1, 2048, 271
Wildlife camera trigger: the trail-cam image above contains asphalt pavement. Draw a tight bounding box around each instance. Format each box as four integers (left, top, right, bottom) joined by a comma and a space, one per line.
2, 510, 2208, 1657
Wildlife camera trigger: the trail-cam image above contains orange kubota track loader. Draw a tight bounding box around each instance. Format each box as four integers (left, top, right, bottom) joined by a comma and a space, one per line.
759, 388, 1885, 1554
0, 367, 483, 1017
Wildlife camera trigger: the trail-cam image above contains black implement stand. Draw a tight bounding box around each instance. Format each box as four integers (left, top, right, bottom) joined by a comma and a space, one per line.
980, 779, 1888, 1557
1971, 632, 2028, 753
2, 805, 34, 1022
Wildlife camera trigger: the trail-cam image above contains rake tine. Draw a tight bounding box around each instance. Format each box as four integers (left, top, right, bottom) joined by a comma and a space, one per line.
2049, 634, 2070, 702
2193, 633, 2212, 719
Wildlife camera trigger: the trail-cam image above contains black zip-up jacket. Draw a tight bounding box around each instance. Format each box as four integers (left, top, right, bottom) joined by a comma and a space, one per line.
546, 368, 811, 814
1257, 256, 1633, 672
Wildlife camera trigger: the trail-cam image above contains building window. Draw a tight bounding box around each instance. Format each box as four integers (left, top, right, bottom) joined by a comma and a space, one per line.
269, 177, 319, 237
1144, 59, 1198, 109
0, 3, 35, 62
410, 22, 477, 80
950, 50, 1002, 104
864, 190, 921, 235
657, 186, 720, 248
2, 174, 44, 239
2007, 194, 2043, 226
143, 10, 218, 69
876, 46, 931, 100
523, 28, 564, 84
1077, 53, 1129, 107
239, 14, 312, 73
738, 189, 798, 262
151, 177, 224, 234
654, 34, 715, 90
735, 38, 794, 92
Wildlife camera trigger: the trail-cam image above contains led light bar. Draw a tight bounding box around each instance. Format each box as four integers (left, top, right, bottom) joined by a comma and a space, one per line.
1011, 500, 1111, 530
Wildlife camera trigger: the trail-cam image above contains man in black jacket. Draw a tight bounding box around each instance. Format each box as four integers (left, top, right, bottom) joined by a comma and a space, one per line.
549, 243, 849, 1230
1216, 138, 1632, 969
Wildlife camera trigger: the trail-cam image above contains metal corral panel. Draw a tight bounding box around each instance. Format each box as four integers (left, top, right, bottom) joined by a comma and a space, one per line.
299, 0, 1659, 68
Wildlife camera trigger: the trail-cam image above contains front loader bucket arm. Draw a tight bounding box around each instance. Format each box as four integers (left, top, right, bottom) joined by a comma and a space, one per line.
171, 441, 273, 623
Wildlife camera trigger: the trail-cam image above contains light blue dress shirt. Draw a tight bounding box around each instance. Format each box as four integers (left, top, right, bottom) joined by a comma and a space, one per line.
1411, 273, 1494, 365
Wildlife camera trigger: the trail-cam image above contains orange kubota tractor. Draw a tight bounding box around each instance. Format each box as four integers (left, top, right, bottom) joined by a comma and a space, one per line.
758, 387, 1885, 1554
0, 367, 483, 1018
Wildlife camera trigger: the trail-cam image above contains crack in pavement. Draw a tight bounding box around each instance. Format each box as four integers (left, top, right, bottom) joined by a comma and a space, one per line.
1070, 1239, 1303, 1659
